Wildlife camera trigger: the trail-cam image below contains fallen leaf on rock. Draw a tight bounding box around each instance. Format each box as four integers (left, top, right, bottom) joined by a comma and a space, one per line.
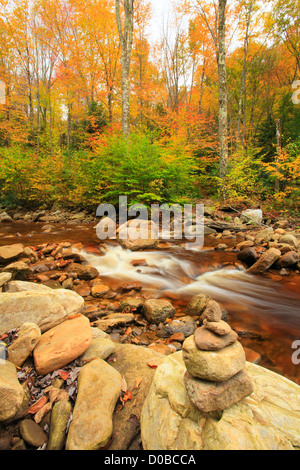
28, 395, 48, 414
134, 377, 143, 389
44, 386, 70, 404
34, 402, 52, 424
123, 391, 132, 402
147, 361, 159, 369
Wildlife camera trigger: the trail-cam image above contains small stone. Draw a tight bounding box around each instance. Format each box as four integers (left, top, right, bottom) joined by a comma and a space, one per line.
186, 294, 210, 317
7, 322, 41, 367
11, 439, 27, 450
194, 326, 238, 351
91, 283, 110, 298
202, 300, 223, 322
203, 319, 233, 336
184, 369, 254, 413
47, 401, 72, 450
19, 419, 47, 448
143, 299, 176, 325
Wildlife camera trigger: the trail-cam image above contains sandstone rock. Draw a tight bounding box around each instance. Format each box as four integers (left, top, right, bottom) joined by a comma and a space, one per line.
237, 247, 258, 266
202, 300, 223, 323
143, 299, 176, 325
182, 335, 245, 382
0, 361, 25, 422
2, 261, 33, 280
203, 319, 233, 336
66, 359, 122, 450
240, 209, 263, 225
67, 263, 99, 280
118, 220, 159, 251
0, 212, 13, 223
0, 272, 12, 288
276, 251, 299, 269
79, 337, 116, 365
108, 343, 165, 450
0, 244, 24, 265
186, 294, 210, 317
0, 289, 84, 334
7, 322, 41, 367
94, 313, 135, 332
19, 419, 47, 448
193, 326, 238, 351
3, 280, 53, 293
158, 316, 197, 338
33, 315, 93, 375
184, 369, 254, 413
47, 401, 72, 450
118, 298, 144, 312
279, 234, 299, 248
247, 248, 281, 275
91, 283, 110, 297
141, 353, 300, 450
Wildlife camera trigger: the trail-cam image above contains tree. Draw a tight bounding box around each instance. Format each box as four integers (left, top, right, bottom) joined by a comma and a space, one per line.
115, 0, 135, 136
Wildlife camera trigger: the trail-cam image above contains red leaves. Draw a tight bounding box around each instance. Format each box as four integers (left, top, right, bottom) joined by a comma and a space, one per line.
27, 395, 48, 415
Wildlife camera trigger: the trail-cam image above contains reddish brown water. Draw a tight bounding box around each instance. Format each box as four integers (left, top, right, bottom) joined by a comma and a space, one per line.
1, 221, 300, 384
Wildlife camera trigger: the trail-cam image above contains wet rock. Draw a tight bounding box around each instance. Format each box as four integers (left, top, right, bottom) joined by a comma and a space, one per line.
203, 319, 233, 336
66, 359, 122, 450
118, 220, 159, 251
0, 361, 25, 422
0, 212, 13, 223
67, 263, 99, 280
143, 299, 176, 325
47, 401, 72, 450
118, 281, 142, 293
237, 247, 258, 266
0, 244, 24, 265
33, 315, 93, 375
118, 298, 144, 313
276, 251, 299, 269
186, 294, 210, 317
91, 283, 110, 298
19, 419, 47, 448
0, 288, 84, 334
182, 336, 245, 382
158, 316, 197, 338
61, 278, 74, 290
7, 322, 41, 367
247, 248, 281, 274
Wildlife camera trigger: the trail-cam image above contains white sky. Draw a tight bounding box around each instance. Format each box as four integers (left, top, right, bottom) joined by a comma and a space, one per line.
149, 0, 175, 43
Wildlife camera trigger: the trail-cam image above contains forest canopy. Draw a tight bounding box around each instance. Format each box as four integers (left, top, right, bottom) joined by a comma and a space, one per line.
0, 0, 299, 210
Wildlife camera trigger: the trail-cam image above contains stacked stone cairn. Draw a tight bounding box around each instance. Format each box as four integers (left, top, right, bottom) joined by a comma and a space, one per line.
182, 299, 254, 413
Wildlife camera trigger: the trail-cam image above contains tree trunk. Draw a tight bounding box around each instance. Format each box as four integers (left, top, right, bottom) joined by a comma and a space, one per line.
218, 0, 229, 202
115, 0, 135, 136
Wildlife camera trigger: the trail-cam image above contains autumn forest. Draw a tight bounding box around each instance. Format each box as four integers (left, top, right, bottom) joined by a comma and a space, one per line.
0, 0, 299, 211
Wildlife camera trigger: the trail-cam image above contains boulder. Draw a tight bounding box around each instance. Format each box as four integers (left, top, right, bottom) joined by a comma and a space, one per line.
0, 361, 25, 422
240, 209, 263, 225
0, 289, 84, 334
118, 220, 159, 251
33, 315, 93, 375
247, 248, 281, 275
2, 261, 33, 280
66, 359, 122, 450
276, 251, 299, 269
7, 322, 41, 367
143, 299, 176, 325
0, 244, 24, 265
0, 212, 13, 223
141, 353, 300, 450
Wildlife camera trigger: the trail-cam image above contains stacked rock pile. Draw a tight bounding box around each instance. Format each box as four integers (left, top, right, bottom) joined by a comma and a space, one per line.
182, 299, 253, 413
